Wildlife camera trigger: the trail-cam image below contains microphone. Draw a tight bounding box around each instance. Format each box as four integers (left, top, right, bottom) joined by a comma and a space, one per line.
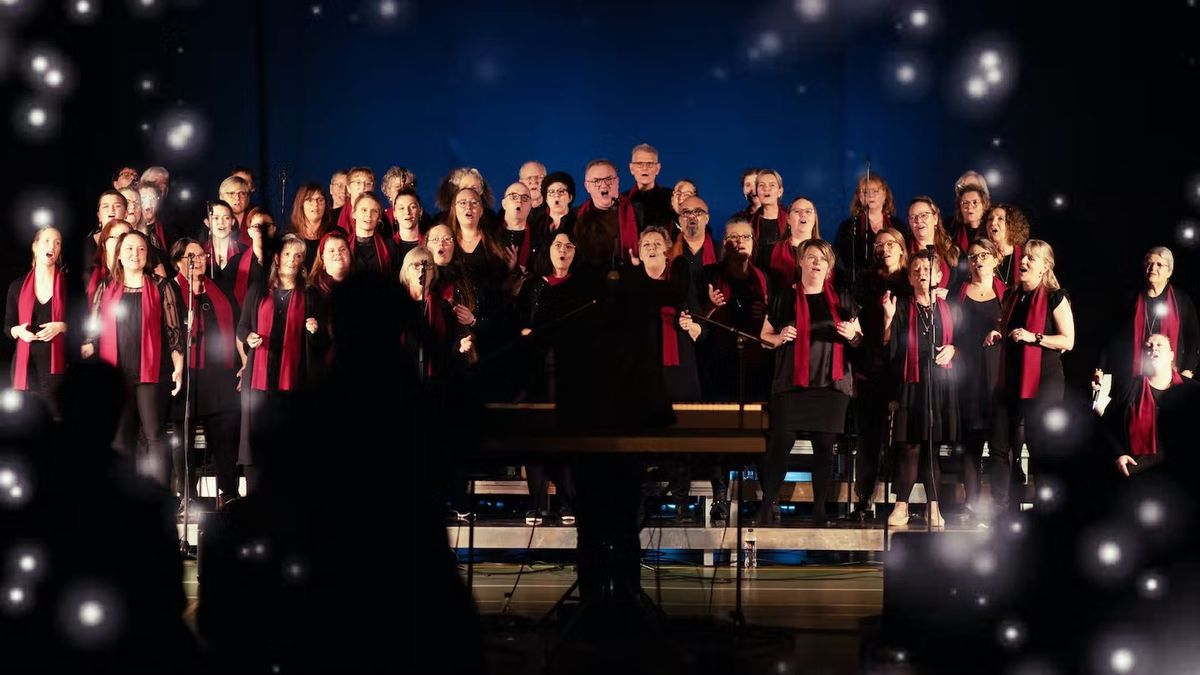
926, 244, 937, 303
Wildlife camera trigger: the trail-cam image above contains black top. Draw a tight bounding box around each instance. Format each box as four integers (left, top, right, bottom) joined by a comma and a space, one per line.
351, 235, 400, 278
236, 285, 319, 391
5, 278, 55, 383
1100, 285, 1200, 395
832, 215, 911, 290
628, 185, 674, 231
1001, 287, 1068, 398
91, 277, 184, 385
766, 286, 859, 395
206, 242, 264, 310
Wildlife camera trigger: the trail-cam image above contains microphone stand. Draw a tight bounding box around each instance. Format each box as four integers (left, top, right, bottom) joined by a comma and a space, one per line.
417, 263, 429, 385
279, 167, 288, 221
180, 257, 197, 558
924, 247, 938, 533
688, 309, 771, 629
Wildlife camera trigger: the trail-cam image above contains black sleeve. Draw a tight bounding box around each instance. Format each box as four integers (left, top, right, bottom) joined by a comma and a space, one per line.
4, 279, 22, 338
1177, 289, 1200, 373
158, 277, 184, 355
766, 286, 794, 329
237, 287, 260, 342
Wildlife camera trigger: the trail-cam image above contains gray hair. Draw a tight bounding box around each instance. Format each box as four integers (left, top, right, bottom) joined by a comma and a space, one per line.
1144, 246, 1174, 273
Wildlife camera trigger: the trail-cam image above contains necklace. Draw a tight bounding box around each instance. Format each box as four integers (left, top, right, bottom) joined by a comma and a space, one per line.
916, 302, 934, 336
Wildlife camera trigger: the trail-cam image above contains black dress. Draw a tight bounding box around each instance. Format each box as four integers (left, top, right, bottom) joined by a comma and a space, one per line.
832, 214, 911, 286
766, 286, 858, 434
887, 297, 960, 443
956, 290, 1003, 431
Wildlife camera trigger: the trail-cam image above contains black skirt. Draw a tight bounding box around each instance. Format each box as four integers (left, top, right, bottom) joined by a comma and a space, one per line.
771, 387, 851, 434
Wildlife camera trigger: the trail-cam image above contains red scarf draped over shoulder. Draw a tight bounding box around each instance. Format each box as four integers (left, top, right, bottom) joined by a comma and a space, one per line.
999, 285, 1050, 399
175, 273, 236, 369
13, 267, 66, 389
251, 288, 306, 391
956, 277, 1007, 304
1132, 286, 1180, 375
100, 277, 163, 384
1129, 372, 1183, 456
205, 238, 254, 305
792, 284, 845, 387
577, 196, 638, 261
350, 233, 392, 274
903, 299, 955, 383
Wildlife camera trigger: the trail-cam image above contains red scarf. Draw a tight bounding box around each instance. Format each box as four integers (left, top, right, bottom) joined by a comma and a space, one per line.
337, 203, 354, 234
751, 205, 787, 239
769, 239, 799, 285
87, 265, 107, 305
792, 284, 845, 387
660, 306, 680, 366
13, 267, 66, 390
904, 299, 955, 383
251, 287, 306, 391
1129, 372, 1183, 456
350, 233, 392, 274
545, 273, 570, 287
99, 277, 163, 384
713, 264, 768, 310
953, 222, 982, 254
1000, 285, 1050, 399
955, 277, 1008, 303
205, 238, 254, 305
577, 196, 638, 261
1132, 286, 1181, 375
175, 273, 235, 369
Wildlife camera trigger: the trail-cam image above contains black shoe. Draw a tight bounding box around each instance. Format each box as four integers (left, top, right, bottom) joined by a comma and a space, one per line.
558, 507, 576, 526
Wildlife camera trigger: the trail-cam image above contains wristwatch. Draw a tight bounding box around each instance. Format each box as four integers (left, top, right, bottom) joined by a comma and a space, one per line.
1035, 332, 1044, 345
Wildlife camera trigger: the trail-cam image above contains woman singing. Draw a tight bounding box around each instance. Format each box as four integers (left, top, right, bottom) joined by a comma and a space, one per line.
881, 253, 959, 528
953, 239, 1006, 525
984, 240, 1075, 519
768, 197, 821, 288
237, 234, 320, 492
984, 203, 1031, 288
169, 238, 241, 509
6, 227, 68, 407
759, 239, 863, 526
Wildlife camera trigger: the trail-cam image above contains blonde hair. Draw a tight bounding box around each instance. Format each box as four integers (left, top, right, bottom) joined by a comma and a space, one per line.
1024, 239, 1060, 291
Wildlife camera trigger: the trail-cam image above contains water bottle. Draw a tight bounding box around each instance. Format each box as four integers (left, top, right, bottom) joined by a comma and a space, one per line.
744, 528, 758, 568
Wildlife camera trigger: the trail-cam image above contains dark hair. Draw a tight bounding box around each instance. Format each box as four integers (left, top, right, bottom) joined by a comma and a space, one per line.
169, 237, 200, 267
533, 230, 577, 278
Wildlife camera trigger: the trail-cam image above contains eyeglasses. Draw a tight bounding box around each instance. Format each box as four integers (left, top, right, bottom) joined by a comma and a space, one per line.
874, 241, 900, 250
253, 221, 274, 229
545, 188, 570, 197
672, 190, 696, 198
349, 180, 373, 188
790, 207, 815, 216
427, 236, 454, 245
860, 188, 882, 197
909, 212, 935, 224
680, 209, 708, 218
631, 161, 658, 169
118, 170, 137, 178
521, 174, 546, 183
960, 199, 981, 208
587, 176, 618, 186
967, 252, 993, 262
504, 192, 531, 203
304, 196, 326, 204
221, 190, 249, 199
456, 199, 480, 209
551, 242, 576, 251
725, 233, 753, 242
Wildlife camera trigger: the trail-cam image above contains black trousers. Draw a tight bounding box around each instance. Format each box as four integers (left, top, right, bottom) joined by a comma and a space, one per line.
572, 456, 643, 603
989, 394, 1052, 512
525, 462, 575, 513
172, 410, 240, 500
762, 428, 839, 519
115, 383, 170, 487
853, 392, 891, 506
